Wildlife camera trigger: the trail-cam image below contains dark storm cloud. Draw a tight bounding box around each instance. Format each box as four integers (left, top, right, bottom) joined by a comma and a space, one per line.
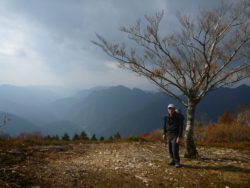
0, 0, 224, 89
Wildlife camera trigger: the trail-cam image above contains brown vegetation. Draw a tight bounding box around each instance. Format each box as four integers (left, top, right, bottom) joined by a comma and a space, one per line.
195, 109, 250, 148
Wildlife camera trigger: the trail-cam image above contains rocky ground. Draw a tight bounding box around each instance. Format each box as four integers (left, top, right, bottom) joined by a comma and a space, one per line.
0, 141, 250, 188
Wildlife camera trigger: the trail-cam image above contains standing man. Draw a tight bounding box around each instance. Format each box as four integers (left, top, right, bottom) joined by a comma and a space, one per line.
163, 104, 184, 168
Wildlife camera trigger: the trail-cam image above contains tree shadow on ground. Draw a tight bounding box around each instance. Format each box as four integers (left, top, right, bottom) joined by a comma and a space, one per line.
182, 164, 250, 174
200, 157, 250, 163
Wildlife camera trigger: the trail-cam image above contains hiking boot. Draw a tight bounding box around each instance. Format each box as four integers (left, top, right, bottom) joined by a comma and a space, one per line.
175, 162, 181, 168
168, 161, 175, 165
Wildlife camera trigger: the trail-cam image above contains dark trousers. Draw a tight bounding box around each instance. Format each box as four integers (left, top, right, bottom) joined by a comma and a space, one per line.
167, 135, 180, 163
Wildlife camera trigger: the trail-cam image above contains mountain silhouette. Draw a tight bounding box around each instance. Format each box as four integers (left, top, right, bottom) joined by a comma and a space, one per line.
52, 85, 250, 137
0, 84, 249, 138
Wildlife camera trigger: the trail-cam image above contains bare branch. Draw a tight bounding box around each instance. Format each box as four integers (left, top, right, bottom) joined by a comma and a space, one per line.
93, 0, 250, 107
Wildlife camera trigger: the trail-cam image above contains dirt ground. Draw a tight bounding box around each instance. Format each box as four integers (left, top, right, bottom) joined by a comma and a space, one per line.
0, 141, 250, 188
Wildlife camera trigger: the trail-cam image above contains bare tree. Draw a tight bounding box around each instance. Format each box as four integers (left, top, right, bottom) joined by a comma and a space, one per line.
93, 0, 250, 158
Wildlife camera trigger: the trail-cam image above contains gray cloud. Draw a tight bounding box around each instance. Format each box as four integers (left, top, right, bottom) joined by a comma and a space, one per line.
0, 0, 235, 90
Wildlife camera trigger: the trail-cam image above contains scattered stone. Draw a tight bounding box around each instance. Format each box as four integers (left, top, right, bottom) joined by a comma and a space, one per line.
135, 175, 152, 185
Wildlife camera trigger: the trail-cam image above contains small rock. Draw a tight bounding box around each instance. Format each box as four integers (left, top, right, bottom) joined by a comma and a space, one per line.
135, 175, 152, 184
148, 163, 153, 167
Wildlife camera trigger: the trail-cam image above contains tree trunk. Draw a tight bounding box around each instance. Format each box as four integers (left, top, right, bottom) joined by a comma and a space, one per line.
184, 99, 199, 158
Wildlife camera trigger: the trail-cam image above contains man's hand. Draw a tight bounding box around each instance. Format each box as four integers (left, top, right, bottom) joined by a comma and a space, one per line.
176, 137, 181, 144
162, 134, 166, 141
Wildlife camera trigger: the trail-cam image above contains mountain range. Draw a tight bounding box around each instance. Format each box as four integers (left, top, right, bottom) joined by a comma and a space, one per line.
0, 84, 249, 138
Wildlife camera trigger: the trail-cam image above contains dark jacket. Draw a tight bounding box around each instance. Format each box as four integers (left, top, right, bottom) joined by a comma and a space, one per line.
163, 112, 184, 138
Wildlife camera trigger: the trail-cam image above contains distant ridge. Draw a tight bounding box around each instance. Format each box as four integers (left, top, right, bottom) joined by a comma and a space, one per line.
0, 84, 249, 137
53, 84, 250, 137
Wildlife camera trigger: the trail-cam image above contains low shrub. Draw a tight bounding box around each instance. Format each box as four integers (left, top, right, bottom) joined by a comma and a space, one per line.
127, 136, 146, 142
139, 129, 162, 141
194, 123, 250, 144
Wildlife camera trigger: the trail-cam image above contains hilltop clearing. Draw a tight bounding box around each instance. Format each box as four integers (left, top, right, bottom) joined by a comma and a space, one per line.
0, 141, 249, 187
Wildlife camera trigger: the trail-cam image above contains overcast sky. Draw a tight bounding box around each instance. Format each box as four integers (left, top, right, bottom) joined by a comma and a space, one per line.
0, 0, 241, 91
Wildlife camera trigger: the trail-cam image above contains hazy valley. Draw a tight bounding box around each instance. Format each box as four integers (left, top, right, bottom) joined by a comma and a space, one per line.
0, 84, 250, 138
